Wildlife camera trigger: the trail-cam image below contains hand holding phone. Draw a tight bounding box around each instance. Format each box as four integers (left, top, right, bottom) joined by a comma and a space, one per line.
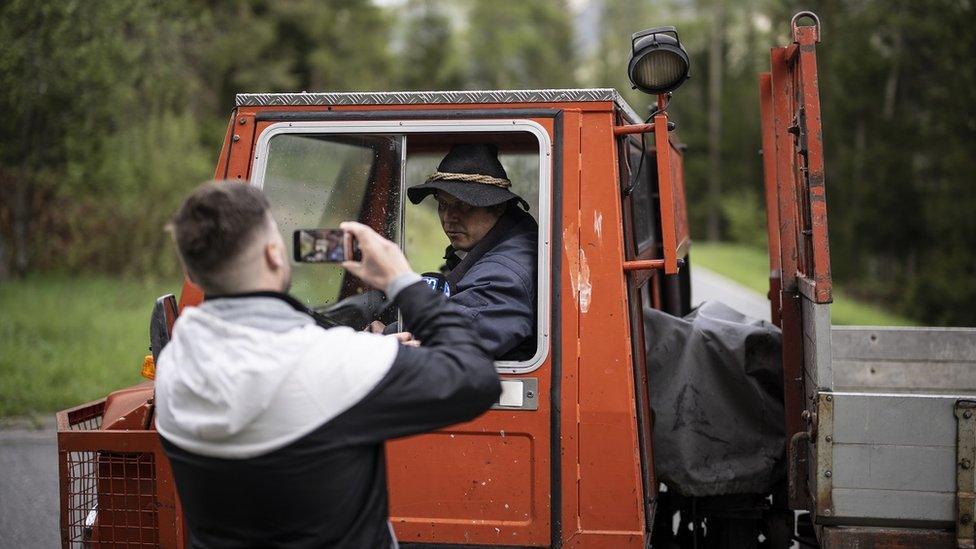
293, 229, 361, 263
338, 221, 413, 291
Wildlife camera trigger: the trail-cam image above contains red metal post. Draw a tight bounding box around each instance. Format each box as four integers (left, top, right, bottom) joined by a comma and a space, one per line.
654, 109, 679, 275
770, 44, 809, 509
759, 72, 782, 327
793, 24, 832, 303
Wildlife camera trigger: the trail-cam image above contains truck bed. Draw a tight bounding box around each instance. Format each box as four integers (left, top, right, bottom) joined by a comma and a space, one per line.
814, 326, 976, 526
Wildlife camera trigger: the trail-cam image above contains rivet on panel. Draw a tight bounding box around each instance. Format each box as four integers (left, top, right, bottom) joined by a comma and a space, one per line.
965, 410, 973, 419
238, 117, 247, 125
824, 470, 832, 478
232, 134, 241, 142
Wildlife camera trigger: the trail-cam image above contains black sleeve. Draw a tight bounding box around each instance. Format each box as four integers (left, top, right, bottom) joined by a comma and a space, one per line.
322, 281, 501, 446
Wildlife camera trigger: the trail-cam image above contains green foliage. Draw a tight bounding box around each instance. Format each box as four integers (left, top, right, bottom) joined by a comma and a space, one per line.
467, 0, 576, 88
720, 189, 767, 249
0, 275, 173, 417
398, 0, 464, 90
1, 0, 973, 326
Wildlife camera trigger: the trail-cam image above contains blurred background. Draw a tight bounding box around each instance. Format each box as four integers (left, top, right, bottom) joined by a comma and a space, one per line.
1, 0, 974, 418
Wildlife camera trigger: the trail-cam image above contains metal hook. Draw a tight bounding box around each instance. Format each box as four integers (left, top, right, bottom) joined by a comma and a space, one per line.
791, 11, 821, 43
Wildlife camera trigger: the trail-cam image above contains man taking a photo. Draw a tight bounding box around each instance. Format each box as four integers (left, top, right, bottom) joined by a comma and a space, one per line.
154, 181, 501, 548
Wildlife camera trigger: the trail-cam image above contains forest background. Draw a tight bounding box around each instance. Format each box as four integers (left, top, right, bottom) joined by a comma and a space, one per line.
1, 0, 973, 327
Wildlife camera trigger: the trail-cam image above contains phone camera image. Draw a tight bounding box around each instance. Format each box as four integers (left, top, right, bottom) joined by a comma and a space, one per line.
294, 229, 346, 263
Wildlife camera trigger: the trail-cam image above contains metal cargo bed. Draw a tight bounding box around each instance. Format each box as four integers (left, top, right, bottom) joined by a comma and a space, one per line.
810, 326, 976, 526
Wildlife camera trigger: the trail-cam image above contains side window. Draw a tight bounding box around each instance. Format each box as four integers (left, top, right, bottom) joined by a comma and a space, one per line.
620, 135, 660, 260
403, 132, 543, 370
253, 122, 550, 373
261, 134, 403, 307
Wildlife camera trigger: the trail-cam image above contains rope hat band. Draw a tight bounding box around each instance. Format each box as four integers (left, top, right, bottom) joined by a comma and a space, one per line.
424, 171, 512, 189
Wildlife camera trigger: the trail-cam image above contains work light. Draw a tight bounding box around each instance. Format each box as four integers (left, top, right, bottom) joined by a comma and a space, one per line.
627, 27, 690, 95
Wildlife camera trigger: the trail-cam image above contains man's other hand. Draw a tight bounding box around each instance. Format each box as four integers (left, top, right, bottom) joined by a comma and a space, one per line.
366, 321, 386, 334
391, 332, 421, 347
340, 222, 413, 292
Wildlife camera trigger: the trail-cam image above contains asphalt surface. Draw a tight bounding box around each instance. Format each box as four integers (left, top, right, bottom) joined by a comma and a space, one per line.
0, 266, 768, 549
0, 425, 60, 549
691, 265, 772, 322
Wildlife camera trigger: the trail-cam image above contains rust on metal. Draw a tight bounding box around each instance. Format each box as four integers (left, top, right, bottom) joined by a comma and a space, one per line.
815, 392, 834, 519
820, 526, 953, 548
788, 430, 810, 505
613, 122, 656, 136
622, 259, 666, 272
957, 400, 976, 548
57, 399, 185, 548
793, 23, 833, 304
654, 110, 679, 275
758, 71, 782, 327
791, 11, 822, 44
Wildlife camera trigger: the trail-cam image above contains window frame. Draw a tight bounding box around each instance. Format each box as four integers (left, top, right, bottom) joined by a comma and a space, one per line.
250, 119, 553, 374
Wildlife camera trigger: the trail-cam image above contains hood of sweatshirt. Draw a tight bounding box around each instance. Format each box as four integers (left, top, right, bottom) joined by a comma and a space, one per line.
154, 296, 398, 458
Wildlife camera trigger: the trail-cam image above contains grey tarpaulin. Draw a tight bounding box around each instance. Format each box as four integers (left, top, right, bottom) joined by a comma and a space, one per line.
644, 300, 785, 497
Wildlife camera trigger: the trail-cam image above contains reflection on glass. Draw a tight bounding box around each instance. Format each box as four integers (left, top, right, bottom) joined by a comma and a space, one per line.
262, 134, 402, 307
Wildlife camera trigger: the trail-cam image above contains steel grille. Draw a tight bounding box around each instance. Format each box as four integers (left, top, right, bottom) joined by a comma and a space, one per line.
58, 401, 163, 548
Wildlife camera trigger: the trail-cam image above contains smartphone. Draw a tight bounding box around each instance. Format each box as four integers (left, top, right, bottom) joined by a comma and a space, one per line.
293, 229, 360, 263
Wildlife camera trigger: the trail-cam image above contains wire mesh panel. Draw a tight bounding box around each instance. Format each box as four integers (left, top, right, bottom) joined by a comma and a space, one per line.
57, 399, 179, 548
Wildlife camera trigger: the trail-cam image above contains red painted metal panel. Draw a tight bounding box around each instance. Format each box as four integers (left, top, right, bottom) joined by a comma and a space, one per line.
654, 112, 680, 275
574, 108, 645, 546
759, 72, 783, 327
770, 44, 809, 510
793, 26, 833, 303
559, 108, 583, 546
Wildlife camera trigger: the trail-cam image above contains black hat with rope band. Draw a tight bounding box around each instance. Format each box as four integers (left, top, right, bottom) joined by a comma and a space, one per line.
406, 144, 530, 211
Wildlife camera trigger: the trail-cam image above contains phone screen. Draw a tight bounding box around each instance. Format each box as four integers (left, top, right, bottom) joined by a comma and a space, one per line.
293, 229, 356, 263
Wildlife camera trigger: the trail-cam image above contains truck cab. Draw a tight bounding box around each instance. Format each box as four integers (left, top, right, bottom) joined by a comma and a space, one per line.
212, 87, 689, 547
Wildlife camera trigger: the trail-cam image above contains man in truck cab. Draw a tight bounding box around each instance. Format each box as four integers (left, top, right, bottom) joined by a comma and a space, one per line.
376, 143, 538, 361
154, 181, 500, 548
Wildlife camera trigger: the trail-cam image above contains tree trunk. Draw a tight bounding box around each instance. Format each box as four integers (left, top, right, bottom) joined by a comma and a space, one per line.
11, 177, 32, 276
0, 227, 9, 281
706, 0, 725, 241
882, 31, 902, 122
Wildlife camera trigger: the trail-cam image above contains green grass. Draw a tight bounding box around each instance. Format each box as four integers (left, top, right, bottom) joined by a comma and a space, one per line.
0, 275, 175, 418
692, 242, 916, 326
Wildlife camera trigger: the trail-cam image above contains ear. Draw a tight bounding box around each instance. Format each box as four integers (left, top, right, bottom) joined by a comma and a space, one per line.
265, 240, 286, 271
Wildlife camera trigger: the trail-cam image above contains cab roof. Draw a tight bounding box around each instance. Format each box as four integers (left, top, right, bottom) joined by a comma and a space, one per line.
235, 88, 643, 123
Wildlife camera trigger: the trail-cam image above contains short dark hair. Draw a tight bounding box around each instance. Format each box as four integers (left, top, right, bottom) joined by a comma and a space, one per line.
167, 181, 271, 288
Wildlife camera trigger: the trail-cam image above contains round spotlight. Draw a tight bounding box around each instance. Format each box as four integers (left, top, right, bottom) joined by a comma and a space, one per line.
628, 27, 690, 95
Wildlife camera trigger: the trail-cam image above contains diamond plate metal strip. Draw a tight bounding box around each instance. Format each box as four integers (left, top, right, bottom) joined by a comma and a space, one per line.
235, 88, 643, 122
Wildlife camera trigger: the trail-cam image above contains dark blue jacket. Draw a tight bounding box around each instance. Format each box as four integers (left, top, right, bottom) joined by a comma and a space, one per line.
443, 207, 538, 361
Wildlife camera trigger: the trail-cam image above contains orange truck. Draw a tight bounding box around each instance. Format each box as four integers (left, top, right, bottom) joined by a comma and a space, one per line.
55, 12, 976, 548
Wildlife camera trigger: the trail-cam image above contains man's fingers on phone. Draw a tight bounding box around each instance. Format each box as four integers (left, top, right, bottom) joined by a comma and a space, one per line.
339, 221, 375, 244
341, 260, 361, 276
392, 331, 414, 343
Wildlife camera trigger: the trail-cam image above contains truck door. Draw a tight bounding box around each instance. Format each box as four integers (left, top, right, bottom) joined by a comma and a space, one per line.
241, 113, 558, 547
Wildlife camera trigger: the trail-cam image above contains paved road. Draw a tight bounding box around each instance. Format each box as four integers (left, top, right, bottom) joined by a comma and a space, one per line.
0, 268, 769, 549
0, 426, 60, 549
691, 265, 771, 322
